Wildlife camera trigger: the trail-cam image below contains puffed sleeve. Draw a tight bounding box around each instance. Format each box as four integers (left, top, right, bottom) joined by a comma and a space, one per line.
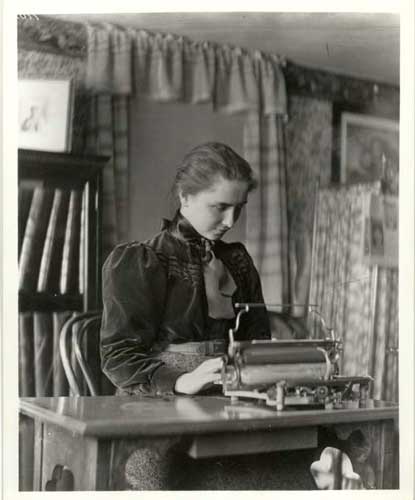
236, 243, 271, 340
100, 243, 186, 395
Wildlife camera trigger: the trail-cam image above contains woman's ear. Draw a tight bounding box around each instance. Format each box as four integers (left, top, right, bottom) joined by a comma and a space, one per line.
178, 190, 188, 207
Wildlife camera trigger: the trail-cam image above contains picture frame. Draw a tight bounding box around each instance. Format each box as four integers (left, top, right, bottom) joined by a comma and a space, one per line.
337, 111, 399, 186
18, 78, 74, 152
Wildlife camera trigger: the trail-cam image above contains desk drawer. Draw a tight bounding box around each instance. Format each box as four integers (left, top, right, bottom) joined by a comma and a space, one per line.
188, 426, 317, 459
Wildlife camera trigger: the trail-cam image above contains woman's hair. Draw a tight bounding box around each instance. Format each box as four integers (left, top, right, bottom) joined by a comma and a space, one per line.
172, 142, 257, 199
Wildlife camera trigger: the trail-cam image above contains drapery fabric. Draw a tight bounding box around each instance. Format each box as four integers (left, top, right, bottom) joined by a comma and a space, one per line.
85, 94, 129, 257
308, 182, 399, 401
84, 22, 289, 302
373, 267, 399, 401
244, 114, 289, 307
85, 23, 287, 116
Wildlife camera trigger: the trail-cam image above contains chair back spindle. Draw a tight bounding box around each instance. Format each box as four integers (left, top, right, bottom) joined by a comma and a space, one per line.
59, 311, 102, 396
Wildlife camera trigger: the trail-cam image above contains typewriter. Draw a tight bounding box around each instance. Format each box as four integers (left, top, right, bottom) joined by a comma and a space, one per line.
221, 303, 372, 411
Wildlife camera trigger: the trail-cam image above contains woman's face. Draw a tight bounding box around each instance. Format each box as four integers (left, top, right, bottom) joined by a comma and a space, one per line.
180, 177, 249, 240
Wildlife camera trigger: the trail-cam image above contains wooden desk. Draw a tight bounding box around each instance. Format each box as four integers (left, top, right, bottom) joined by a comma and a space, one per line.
19, 395, 398, 491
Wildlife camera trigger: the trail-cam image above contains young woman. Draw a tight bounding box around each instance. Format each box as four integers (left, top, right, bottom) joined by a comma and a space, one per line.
99, 143, 316, 490
100, 142, 270, 398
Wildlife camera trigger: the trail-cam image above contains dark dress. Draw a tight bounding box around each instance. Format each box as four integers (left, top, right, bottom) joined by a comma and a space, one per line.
100, 211, 270, 396
100, 212, 316, 490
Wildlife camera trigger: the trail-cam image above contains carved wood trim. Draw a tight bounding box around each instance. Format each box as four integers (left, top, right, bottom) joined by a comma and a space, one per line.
330, 420, 397, 489
284, 61, 399, 108
45, 464, 75, 491
18, 15, 87, 59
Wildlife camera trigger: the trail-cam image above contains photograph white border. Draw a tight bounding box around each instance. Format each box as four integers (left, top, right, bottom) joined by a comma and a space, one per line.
2, 2, 414, 500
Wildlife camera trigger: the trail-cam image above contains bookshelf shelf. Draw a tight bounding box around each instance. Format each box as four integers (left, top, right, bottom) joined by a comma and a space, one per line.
19, 291, 83, 312
18, 149, 108, 397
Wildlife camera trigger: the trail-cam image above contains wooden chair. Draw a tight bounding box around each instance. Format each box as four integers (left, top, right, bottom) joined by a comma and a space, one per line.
59, 311, 103, 396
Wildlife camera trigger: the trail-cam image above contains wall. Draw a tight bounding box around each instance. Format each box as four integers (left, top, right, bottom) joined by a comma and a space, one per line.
17, 16, 400, 404
18, 50, 88, 153
284, 91, 398, 246
128, 91, 399, 260
18, 16, 400, 250
128, 98, 246, 243
18, 16, 89, 154
285, 96, 332, 236
127, 69, 399, 248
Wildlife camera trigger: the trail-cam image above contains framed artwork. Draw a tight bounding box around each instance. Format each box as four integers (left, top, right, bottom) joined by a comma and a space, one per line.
338, 112, 399, 187
18, 78, 74, 152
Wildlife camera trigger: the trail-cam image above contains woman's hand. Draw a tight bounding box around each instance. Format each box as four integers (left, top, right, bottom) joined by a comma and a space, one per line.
174, 357, 224, 395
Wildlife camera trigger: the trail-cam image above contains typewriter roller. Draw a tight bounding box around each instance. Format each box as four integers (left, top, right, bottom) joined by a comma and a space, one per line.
221, 304, 372, 410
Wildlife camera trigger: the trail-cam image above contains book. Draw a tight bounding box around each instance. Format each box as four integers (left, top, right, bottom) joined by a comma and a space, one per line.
78, 190, 86, 295
52, 311, 71, 396
33, 312, 54, 396
37, 189, 68, 292
46, 190, 70, 293
19, 186, 55, 291
60, 189, 82, 295
18, 184, 34, 260
18, 312, 35, 397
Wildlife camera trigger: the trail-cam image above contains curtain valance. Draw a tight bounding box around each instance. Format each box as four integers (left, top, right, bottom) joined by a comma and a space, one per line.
85, 23, 287, 117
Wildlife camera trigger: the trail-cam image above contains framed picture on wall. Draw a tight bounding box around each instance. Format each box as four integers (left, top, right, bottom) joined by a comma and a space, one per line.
339, 112, 399, 187
18, 78, 74, 152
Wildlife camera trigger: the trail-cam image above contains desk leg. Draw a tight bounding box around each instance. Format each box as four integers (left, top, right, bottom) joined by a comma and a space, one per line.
19, 414, 34, 491
330, 419, 398, 489
35, 422, 112, 490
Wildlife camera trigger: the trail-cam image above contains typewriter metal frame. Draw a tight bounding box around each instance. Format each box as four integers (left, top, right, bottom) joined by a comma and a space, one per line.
221, 303, 372, 411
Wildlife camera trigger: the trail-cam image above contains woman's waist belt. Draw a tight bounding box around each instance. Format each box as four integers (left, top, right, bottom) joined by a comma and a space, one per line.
164, 340, 226, 356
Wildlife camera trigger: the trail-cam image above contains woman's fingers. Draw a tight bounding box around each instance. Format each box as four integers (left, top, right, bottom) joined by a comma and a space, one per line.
201, 372, 222, 384
174, 357, 224, 394
196, 357, 223, 373
175, 370, 222, 395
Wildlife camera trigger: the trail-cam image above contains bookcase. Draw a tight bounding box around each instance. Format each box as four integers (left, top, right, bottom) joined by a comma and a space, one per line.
18, 149, 108, 397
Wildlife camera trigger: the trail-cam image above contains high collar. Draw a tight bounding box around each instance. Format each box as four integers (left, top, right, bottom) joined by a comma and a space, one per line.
162, 211, 208, 244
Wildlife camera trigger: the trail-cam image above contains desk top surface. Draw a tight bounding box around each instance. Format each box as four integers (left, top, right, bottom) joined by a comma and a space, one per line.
20, 396, 398, 438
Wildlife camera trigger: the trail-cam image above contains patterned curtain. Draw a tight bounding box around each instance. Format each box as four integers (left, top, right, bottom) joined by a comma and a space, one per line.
373, 268, 399, 401
85, 95, 129, 258
244, 114, 289, 306
308, 182, 399, 402
84, 22, 290, 300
